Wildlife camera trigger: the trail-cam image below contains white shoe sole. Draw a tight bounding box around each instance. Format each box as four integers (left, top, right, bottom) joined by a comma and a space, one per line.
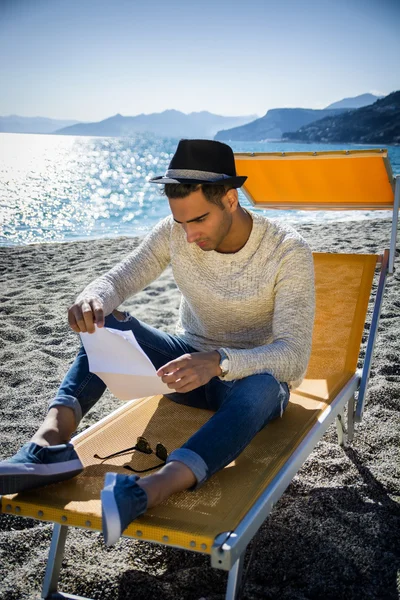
0, 459, 84, 495
101, 472, 122, 547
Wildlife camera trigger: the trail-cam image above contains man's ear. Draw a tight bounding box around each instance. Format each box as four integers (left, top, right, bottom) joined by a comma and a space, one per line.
225, 188, 239, 212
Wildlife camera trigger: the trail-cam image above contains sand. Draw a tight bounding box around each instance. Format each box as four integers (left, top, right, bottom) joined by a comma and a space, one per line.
0, 218, 399, 600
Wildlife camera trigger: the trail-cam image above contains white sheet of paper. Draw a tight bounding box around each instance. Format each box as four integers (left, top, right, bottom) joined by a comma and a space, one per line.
80, 326, 171, 401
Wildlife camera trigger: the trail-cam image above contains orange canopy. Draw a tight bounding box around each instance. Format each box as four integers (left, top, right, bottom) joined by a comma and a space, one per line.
234, 149, 394, 210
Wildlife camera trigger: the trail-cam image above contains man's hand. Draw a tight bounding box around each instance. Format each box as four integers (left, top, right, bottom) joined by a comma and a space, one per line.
68, 298, 105, 334
157, 351, 222, 393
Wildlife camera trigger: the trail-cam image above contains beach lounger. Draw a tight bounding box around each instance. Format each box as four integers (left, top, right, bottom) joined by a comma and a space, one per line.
1, 149, 398, 600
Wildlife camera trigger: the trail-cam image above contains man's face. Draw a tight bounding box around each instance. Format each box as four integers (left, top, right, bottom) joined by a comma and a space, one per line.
168, 187, 233, 252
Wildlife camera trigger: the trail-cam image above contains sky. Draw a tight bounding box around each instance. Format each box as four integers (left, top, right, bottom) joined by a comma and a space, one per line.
0, 0, 399, 121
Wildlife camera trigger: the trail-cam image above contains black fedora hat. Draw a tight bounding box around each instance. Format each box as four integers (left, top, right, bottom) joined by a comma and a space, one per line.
149, 139, 247, 188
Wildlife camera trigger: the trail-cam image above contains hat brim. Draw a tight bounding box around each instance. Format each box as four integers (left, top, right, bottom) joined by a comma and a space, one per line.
149, 175, 247, 188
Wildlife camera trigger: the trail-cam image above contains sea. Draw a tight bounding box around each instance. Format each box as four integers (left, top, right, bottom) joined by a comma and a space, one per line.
1, 132, 399, 247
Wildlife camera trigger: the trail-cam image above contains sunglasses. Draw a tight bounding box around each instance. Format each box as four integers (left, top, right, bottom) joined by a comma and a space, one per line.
94, 436, 168, 473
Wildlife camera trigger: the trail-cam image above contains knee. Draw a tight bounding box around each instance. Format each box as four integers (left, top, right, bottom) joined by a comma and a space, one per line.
256, 374, 289, 423
112, 309, 126, 321
104, 311, 137, 327
232, 373, 286, 418
241, 373, 282, 402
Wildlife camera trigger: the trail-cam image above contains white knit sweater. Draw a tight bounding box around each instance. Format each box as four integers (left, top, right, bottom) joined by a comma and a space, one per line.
77, 211, 315, 387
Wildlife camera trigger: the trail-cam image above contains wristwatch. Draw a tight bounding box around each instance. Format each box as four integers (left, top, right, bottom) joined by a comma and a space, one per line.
217, 348, 230, 379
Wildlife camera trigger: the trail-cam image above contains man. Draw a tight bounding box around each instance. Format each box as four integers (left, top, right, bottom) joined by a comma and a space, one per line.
0, 139, 315, 547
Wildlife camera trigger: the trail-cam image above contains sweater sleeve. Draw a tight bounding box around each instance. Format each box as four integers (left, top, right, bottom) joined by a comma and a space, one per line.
75, 217, 172, 315
222, 240, 315, 385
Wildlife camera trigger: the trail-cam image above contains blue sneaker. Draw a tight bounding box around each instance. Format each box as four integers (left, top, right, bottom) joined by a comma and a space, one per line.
101, 472, 148, 546
0, 442, 84, 495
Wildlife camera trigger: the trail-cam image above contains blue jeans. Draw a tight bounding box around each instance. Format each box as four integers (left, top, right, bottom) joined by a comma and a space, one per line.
49, 313, 290, 488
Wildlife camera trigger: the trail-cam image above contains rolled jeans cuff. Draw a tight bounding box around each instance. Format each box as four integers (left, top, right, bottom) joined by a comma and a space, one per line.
48, 395, 83, 427
166, 448, 208, 490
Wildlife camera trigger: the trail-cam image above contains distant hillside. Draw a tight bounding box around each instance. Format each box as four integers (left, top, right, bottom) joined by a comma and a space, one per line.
55, 110, 257, 138
325, 93, 384, 110
0, 115, 79, 134
214, 108, 347, 142
283, 90, 400, 144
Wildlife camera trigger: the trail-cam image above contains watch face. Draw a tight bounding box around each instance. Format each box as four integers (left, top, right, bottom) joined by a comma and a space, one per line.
220, 358, 229, 374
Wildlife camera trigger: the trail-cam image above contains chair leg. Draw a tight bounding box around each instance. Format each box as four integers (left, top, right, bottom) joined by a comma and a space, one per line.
336, 411, 348, 447
225, 553, 245, 600
41, 524, 68, 599
347, 396, 355, 443
336, 395, 357, 447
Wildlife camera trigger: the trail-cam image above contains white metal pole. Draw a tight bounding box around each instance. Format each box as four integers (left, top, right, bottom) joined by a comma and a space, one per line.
389, 175, 400, 274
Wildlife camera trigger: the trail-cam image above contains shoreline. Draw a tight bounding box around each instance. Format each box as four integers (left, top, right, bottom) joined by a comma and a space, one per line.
1, 209, 395, 248
0, 218, 399, 600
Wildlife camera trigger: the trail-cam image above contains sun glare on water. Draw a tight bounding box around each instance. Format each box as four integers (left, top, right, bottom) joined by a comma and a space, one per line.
0, 132, 176, 246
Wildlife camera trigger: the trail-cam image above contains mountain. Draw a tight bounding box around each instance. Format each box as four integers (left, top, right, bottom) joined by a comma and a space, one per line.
55, 110, 258, 138
0, 115, 80, 134
283, 90, 400, 145
325, 93, 384, 110
214, 108, 348, 142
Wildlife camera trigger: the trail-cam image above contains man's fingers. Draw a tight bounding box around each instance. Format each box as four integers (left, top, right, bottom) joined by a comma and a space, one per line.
161, 369, 186, 384
68, 305, 89, 333
157, 362, 178, 377
68, 303, 92, 333
90, 299, 104, 327
172, 377, 198, 393
81, 302, 95, 333
68, 308, 81, 333
68, 298, 105, 334
159, 352, 215, 393
157, 355, 190, 376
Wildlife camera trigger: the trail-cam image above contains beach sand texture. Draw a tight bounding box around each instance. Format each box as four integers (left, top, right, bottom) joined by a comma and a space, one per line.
0, 219, 399, 600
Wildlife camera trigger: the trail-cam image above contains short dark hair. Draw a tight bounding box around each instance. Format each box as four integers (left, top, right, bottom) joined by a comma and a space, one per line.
163, 183, 236, 209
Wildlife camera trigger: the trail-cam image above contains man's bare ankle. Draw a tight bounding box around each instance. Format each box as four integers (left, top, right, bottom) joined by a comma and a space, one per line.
31, 431, 68, 447
30, 407, 76, 448
137, 462, 197, 508
30, 437, 50, 447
